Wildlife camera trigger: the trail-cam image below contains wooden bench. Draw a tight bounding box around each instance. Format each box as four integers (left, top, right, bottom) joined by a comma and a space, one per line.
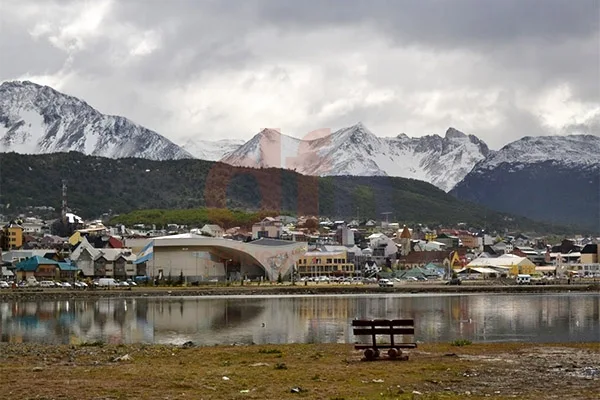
352, 319, 417, 360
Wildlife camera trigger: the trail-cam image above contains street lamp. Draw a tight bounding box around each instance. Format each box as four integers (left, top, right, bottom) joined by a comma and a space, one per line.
224, 258, 232, 283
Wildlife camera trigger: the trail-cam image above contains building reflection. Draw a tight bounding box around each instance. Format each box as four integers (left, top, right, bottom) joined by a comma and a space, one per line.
0, 294, 598, 345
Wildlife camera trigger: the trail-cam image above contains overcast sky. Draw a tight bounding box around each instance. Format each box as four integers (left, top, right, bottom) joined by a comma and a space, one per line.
1, 0, 598, 149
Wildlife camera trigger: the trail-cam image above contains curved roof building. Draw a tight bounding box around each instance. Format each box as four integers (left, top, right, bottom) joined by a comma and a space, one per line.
145, 234, 307, 281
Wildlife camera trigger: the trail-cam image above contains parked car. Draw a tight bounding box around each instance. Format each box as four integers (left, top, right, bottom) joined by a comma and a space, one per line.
61, 282, 72, 288
74, 281, 88, 289
40, 281, 56, 288
0, 281, 10, 289
445, 278, 462, 286
378, 279, 394, 287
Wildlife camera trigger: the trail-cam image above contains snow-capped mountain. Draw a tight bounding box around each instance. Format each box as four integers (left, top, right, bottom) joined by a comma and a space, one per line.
0, 81, 192, 160
464, 134, 600, 172
179, 137, 244, 161
221, 123, 491, 191
451, 135, 600, 231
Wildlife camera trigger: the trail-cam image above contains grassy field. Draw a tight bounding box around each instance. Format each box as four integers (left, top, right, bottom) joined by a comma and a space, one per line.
1, 342, 598, 399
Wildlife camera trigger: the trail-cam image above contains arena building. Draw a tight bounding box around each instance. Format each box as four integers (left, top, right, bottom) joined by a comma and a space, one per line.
135, 233, 307, 282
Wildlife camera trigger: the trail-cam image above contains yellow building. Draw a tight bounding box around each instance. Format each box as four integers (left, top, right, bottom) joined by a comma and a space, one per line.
2, 221, 24, 250
296, 251, 355, 277
466, 254, 536, 277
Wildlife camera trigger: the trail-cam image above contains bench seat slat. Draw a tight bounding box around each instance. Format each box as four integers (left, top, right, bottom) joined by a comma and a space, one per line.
352, 319, 414, 327
354, 343, 417, 349
353, 328, 414, 336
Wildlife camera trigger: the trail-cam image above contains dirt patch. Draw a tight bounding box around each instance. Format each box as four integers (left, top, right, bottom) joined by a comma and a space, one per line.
436, 345, 600, 399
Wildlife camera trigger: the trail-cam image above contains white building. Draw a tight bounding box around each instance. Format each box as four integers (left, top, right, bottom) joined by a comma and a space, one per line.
200, 224, 224, 238
70, 237, 138, 278
367, 233, 398, 258
252, 217, 283, 240
144, 234, 306, 281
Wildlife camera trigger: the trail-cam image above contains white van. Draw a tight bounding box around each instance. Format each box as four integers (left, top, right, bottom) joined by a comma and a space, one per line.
40, 280, 56, 288
26, 277, 40, 287
516, 274, 531, 285
96, 278, 117, 287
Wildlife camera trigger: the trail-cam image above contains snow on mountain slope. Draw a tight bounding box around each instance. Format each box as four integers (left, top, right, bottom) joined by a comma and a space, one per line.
469, 134, 600, 172
451, 134, 600, 231
179, 137, 244, 161
221, 128, 305, 169
0, 81, 192, 160
221, 123, 491, 191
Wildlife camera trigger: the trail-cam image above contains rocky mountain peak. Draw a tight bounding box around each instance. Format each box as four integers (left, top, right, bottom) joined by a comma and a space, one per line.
445, 127, 467, 139
0, 80, 191, 160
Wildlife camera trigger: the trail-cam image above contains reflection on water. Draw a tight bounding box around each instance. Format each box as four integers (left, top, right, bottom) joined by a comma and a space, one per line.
0, 294, 598, 345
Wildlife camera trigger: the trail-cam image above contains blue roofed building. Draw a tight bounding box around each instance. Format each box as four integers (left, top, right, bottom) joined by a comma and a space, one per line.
14, 256, 79, 281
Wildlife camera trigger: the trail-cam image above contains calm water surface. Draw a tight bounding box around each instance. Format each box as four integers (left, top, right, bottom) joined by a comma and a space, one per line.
0, 293, 598, 345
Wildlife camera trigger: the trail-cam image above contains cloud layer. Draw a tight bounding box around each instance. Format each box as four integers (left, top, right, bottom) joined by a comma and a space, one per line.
1, 0, 598, 149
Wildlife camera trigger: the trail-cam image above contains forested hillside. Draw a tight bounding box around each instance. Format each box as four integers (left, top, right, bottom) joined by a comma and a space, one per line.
0, 152, 576, 233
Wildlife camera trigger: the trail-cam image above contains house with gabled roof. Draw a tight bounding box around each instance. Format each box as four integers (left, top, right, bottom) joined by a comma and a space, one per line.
397, 250, 452, 269
70, 236, 138, 278
14, 256, 78, 281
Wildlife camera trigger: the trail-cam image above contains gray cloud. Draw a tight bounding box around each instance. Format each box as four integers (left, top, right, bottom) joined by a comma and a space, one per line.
0, 0, 598, 149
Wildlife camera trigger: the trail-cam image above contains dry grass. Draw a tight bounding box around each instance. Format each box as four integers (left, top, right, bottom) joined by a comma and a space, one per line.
0, 342, 598, 399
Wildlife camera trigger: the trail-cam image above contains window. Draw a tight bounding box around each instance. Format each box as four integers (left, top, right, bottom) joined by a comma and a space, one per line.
326, 258, 332, 264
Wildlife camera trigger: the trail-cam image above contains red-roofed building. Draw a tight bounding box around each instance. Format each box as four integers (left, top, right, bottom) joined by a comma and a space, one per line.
108, 236, 124, 249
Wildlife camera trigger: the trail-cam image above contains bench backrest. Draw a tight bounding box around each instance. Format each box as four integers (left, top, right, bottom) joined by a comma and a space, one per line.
352, 319, 415, 336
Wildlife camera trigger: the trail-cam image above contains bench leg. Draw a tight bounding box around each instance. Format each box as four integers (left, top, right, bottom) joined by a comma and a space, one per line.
387, 348, 400, 359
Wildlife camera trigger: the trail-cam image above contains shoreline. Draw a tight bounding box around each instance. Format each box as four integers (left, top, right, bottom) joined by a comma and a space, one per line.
0, 282, 597, 300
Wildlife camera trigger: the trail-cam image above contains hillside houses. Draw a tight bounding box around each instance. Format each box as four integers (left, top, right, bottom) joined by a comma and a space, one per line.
1, 210, 599, 284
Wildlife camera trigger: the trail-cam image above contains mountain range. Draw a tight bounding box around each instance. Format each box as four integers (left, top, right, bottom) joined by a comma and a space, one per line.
0, 81, 192, 160
0, 81, 490, 191
451, 135, 600, 231
1, 80, 597, 231
221, 124, 491, 192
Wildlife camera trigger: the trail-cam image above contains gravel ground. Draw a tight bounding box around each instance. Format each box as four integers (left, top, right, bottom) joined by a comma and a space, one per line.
0, 342, 598, 399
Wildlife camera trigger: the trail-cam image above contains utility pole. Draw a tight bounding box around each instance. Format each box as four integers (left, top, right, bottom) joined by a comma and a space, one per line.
381, 212, 392, 227
61, 179, 68, 223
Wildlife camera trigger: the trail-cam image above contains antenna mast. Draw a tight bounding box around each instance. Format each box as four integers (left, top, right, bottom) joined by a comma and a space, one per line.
381, 211, 392, 226
61, 179, 68, 222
